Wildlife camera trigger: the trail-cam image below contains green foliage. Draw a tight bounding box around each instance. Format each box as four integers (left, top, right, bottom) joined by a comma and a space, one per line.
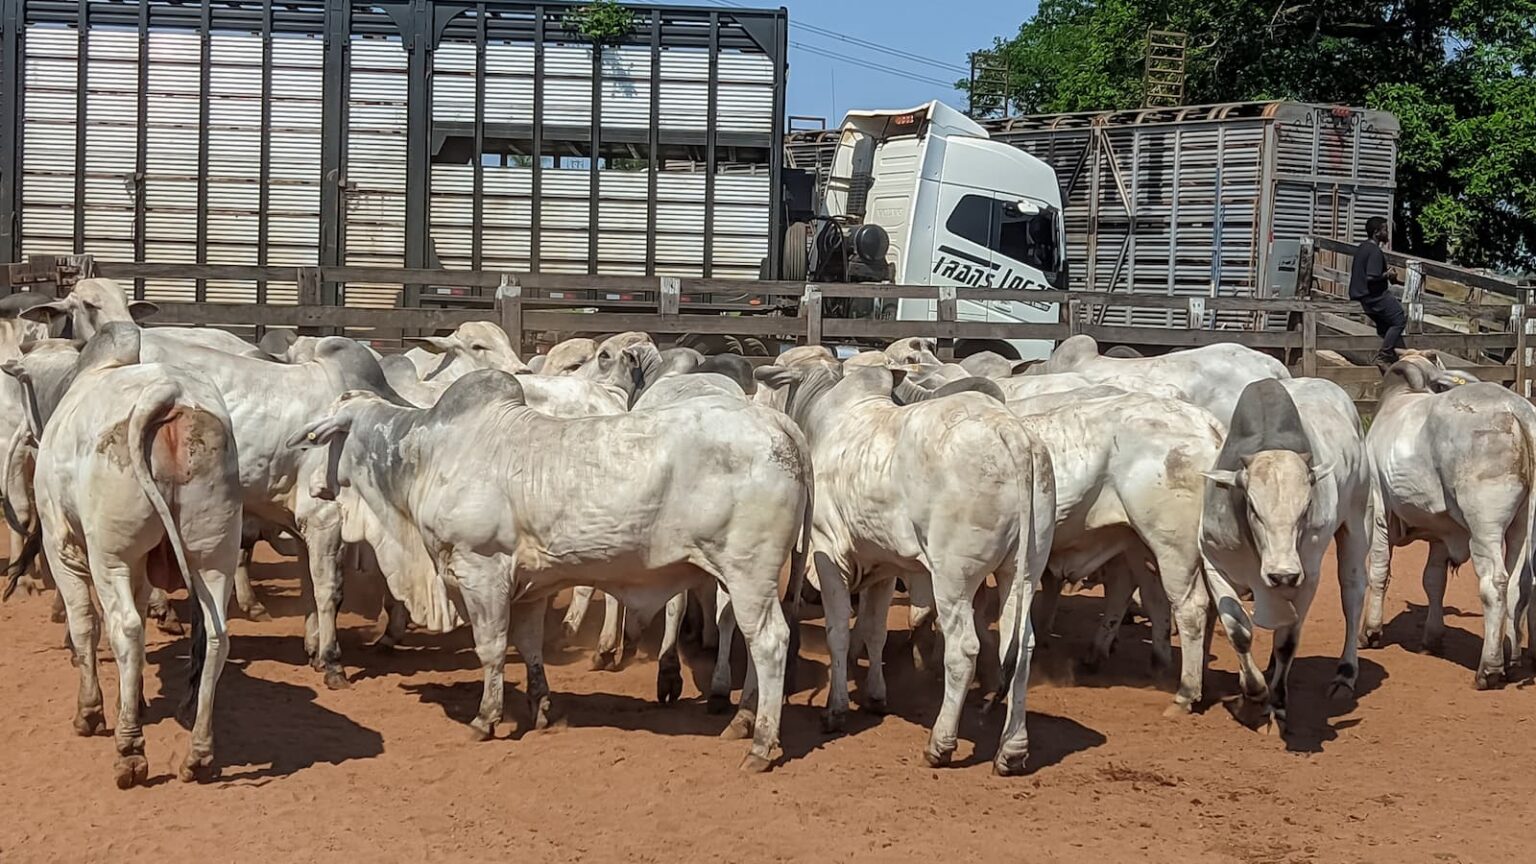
969, 1, 1536, 272
567, 0, 635, 45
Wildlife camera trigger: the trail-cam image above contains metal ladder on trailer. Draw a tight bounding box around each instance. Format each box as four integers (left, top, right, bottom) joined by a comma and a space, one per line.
1142, 30, 1189, 108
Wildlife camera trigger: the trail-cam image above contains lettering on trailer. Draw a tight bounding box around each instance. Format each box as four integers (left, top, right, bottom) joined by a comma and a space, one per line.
932, 245, 1052, 310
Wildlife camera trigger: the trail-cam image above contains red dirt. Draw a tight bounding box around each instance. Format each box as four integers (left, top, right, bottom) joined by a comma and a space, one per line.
1, 541, 1531, 863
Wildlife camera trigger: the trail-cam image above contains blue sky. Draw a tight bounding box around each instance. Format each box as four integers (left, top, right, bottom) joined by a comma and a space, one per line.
638, 0, 1038, 125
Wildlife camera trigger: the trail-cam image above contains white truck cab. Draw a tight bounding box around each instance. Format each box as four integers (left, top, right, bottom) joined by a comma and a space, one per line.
820, 101, 1067, 360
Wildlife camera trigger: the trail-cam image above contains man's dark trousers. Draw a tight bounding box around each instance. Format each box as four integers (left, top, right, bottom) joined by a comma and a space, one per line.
1360, 293, 1407, 356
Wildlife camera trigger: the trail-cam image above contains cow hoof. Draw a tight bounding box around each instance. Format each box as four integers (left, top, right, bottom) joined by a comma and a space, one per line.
1475, 668, 1503, 691
529, 697, 552, 732
179, 751, 216, 784
1081, 653, 1105, 674
1261, 711, 1286, 738
706, 693, 733, 715
1360, 630, 1383, 650
1162, 700, 1193, 719
51, 606, 67, 625
245, 603, 272, 623
1327, 680, 1356, 701
992, 752, 1028, 777
1422, 635, 1444, 656
370, 637, 397, 652
73, 708, 106, 737
468, 719, 495, 742
590, 651, 617, 672
721, 709, 755, 741
738, 752, 772, 774
323, 669, 352, 691
114, 755, 149, 790
1150, 653, 1173, 675
863, 696, 888, 716
922, 746, 954, 769
820, 709, 847, 734
155, 618, 185, 637
657, 658, 683, 705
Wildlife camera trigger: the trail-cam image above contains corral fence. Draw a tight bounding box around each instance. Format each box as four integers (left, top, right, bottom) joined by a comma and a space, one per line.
3, 235, 1531, 416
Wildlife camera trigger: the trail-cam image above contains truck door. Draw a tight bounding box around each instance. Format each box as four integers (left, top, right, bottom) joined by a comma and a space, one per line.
928, 185, 999, 290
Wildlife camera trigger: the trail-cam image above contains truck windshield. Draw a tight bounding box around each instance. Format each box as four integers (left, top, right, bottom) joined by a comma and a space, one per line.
944, 193, 1061, 285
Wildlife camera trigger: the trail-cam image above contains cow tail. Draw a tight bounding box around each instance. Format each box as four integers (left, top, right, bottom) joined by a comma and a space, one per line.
782, 452, 813, 696
996, 436, 1053, 708
1, 426, 40, 601
127, 382, 202, 710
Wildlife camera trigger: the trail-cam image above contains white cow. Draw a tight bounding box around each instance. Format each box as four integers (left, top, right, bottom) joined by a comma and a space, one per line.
1033, 334, 1289, 425
1365, 352, 1536, 688
754, 360, 1053, 775
292, 368, 809, 771
1003, 386, 1224, 715
19, 323, 241, 787
22, 277, 265, 359
1200, 378, 1372, 734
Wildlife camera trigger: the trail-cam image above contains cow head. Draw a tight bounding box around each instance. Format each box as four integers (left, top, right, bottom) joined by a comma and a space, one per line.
287, 393, 372, 500
414, 321, 528, 378
1204, 451, 1331, 590
882, 337, 939, 367
577, 332, 658, 405
538, 337, 598, 376
19, 278, 157, 341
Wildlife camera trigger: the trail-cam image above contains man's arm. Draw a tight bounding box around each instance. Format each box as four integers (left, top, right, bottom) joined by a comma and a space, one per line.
1365, 244, 1392, 295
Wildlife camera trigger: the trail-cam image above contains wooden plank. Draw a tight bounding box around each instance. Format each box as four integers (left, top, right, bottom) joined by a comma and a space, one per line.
1313, 235, 1521, 298
1319, 364, 1516, 384
148, 301, 489, 331
802, 285, 823, 345
1316, 332, 1517, 353
521, 311, 799, 337
1301, 310, 1318, 377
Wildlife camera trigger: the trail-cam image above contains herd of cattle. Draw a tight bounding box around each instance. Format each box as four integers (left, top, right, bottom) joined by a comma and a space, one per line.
0, 277, 1532, 789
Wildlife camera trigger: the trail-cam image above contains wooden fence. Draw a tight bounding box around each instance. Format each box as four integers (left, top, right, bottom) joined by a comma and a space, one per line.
3, 245, 1532, 415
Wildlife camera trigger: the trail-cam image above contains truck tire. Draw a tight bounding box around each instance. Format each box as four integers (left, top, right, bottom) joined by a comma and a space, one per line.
741, 337, 770, 357
954, 339, 1022, 361
677, 333, 744, 355
783, 221, 810, 282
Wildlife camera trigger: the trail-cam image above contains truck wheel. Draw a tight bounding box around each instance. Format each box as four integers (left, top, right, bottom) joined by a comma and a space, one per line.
678, 333, 744, 355
783, 222, 810, 282
954, 339, 1022, 361
741, 337, 770, 357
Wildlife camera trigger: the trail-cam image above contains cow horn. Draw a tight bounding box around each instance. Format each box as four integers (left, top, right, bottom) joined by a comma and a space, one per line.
932, 377, 1006, 403
891, 376, 935, 405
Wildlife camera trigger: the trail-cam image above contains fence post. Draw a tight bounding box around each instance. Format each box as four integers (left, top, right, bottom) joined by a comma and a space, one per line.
1066, 298, 1083, 337
1301, 308, 1318, 377
1513, 291, 1528, 398
496, 273, 524, 356
657, 275, 680, 317
802, 284, 822, 346
1186, 296, 1205, 330
1296, 235, 1315, 296
1404, 260, 1425, 333
936, 283, 957, 360
297, 266, 322, 336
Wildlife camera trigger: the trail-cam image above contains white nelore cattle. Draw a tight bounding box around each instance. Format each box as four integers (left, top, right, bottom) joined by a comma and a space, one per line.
883, 336, 941, 367
1200, 378, 1372, 733
19, 324, 241, 787
1033, 334, 1289, 425
1002, 385, 1224, 714
0, 318, 50, 592
1365, 353, 1536, 688
754, 360, 1053, 775
22, 278, 265, 359
292, 368, 810, 771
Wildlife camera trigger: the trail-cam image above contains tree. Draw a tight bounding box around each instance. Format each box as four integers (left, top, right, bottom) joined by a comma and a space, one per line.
969, 1, 1536, 271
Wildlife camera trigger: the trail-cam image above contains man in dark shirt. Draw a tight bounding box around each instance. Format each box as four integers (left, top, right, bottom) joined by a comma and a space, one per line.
1349, 216, 1405, 365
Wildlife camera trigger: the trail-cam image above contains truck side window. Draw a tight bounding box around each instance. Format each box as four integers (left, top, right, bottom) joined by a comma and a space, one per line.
944, 194, 995, 249
999, 209, 1058, 272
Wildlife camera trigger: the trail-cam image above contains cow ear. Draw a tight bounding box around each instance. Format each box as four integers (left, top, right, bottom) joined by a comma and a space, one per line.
1011, 359, 1041, 375
18, 300, 68, 326
1203, 469, 1244, 489
286, 413, 354, 449
0, 359, 22, 381
127, 300, 158, 322
1296, 450, 1313, 467
753, 364, 799, 390
415, 335, 453, 354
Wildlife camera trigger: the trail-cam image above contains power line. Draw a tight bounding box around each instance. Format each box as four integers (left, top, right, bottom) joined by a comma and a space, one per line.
790, 42, 957, 89
688, 0, 970, 77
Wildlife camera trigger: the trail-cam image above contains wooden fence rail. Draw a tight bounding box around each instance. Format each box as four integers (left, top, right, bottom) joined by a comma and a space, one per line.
4, 249, 1532, 415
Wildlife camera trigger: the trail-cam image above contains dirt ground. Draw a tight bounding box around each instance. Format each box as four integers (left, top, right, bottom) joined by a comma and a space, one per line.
1, 540, 1531, 864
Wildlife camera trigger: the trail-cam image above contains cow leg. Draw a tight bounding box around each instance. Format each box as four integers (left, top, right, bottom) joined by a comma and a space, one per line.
299, 548, 320, 661
299, 514, 348, 690
1469, 526, 1519, 689
1420, 541, 1451, 655
509, 599, 551, 731
1204, 560, 1267, 705
708, 586, 738, 713
562, 585, 595, 641
372, 591, 410, 650
697, 586, 720, 650
1164, 552, 1211, 716
1361, 490, 1393, 648
907, 570, 938, 674
1331, 510, 1371, 697
92, 550, 150, 789
51, 546, 103, 738
1031, 569, 1064, 652
723, 567, 790, 773
813, 550, 853, 733
180, 547, 234, 783
973, 579, 1003, 698
922, 564, 983, 769
232, 544, 269, 621
656, 591, 685, 705
50, 588, 67, 624
1126, 555, 1174, 674
853, 576, 895, 714
147, 586, 183, 636
7, 525, 43, 595
454, 554, 512, 741
1087, 557, 1137, 671
591, 592, 623, 671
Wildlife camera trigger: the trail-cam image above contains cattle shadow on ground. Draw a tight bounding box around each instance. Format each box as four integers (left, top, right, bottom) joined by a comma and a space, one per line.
144, 636, 385, 784
1380, 602, 1486, 673
1275, 655, 1388, 753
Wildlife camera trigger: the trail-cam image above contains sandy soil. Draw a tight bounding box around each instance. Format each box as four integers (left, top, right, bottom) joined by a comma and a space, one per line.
1, 540, 1531, 864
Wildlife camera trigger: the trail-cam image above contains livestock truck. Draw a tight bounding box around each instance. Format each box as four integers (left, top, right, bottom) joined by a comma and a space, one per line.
0, 2, 1396, 359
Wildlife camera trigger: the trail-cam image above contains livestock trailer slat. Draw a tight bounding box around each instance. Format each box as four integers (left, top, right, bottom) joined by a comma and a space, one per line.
0, 0, 788, 299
